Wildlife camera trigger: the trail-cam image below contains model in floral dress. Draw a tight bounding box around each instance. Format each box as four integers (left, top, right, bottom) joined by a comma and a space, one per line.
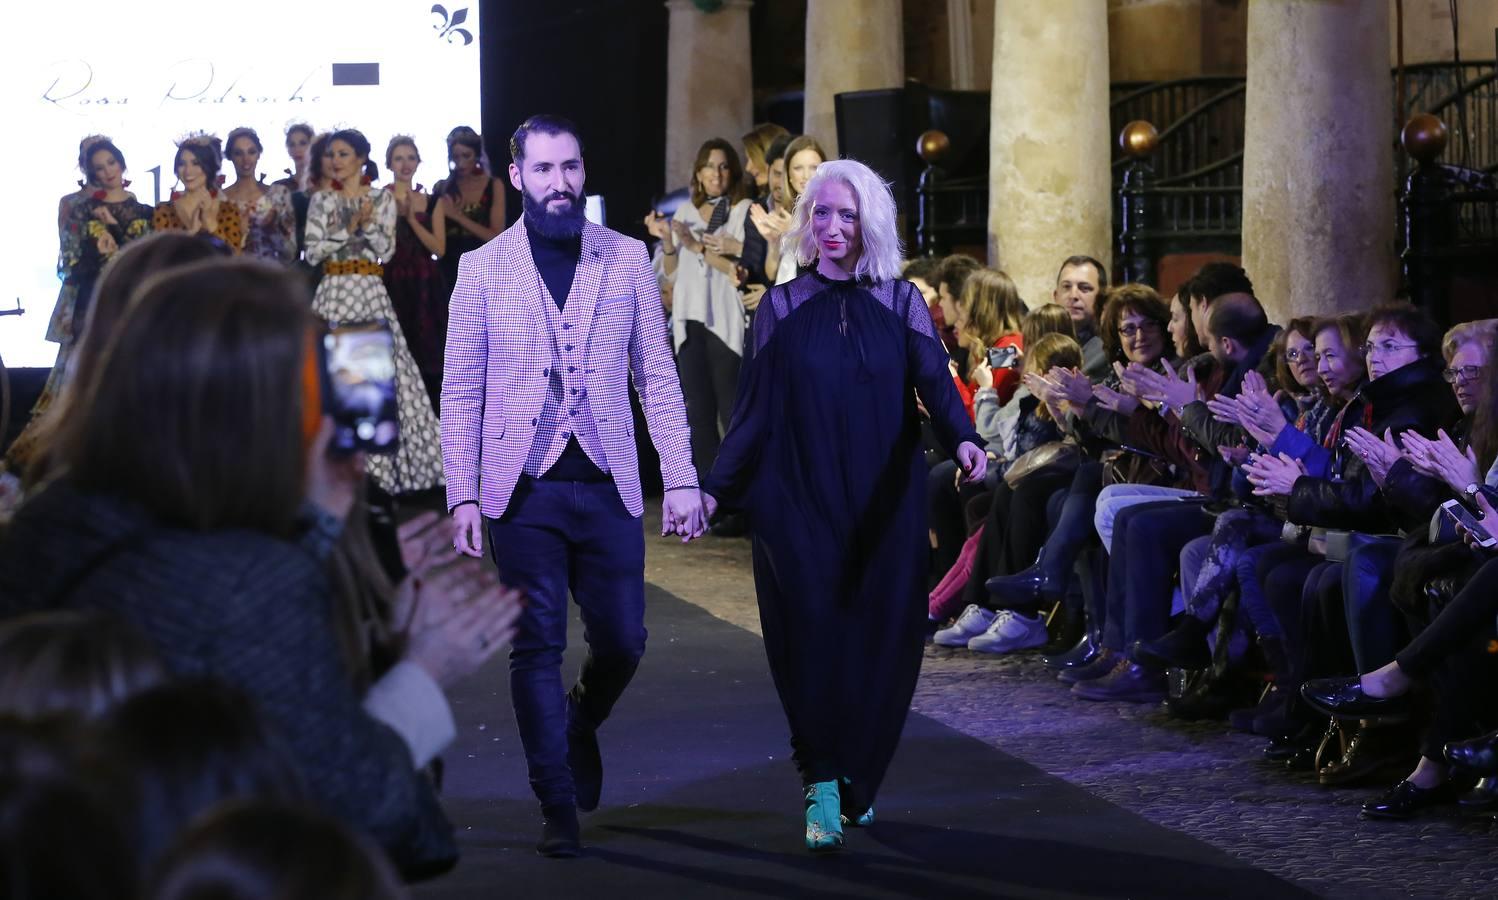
224, 126, 297, 264
305, 129, 444, 495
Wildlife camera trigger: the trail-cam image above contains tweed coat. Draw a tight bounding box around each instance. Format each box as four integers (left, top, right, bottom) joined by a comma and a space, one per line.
442, 218, 697, 519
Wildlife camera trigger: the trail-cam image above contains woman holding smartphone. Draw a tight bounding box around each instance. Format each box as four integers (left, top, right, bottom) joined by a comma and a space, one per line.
305, 128, 443, 496
655, 137, 752, 490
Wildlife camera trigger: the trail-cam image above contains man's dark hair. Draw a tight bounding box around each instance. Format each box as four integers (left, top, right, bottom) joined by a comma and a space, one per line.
1206, 294, 1270, 346
901, 257, 942, 284
1365, 302, 1443, 358
1055, 255, 1109, 293
936, 254, 982, 300
509, 114, 584, 164
1192, 262, 1254, 303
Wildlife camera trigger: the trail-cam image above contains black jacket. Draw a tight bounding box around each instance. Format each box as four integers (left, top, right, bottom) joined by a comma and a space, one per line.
1286, 357, 1462, 532
0, 481, 457, 878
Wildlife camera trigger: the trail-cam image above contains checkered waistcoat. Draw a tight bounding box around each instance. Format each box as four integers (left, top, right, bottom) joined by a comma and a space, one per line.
441, 220, 697, 519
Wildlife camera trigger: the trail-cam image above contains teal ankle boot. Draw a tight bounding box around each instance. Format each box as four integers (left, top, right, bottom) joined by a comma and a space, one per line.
803, 781, 845, 852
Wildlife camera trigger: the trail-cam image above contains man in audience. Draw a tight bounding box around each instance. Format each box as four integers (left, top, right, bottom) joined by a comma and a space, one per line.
1052, 255, 1110, 380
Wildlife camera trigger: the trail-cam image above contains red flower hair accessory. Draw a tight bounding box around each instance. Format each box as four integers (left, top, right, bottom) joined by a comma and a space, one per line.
360, 174, 372, 187
91, 190, 107, 201
330, 179, 343, 191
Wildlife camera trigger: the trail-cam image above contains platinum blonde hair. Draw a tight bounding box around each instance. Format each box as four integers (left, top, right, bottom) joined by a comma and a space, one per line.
785, 158, 904, 282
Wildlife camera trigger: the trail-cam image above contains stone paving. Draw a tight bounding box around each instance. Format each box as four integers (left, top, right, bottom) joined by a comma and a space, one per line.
642, 516, 1498, 900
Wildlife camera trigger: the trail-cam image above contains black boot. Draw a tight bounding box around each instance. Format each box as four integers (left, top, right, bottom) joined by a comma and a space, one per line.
985, 553, 1064, 613
1043, 630, 1100, 670
566, 654, 641, 813
536, 803, 582, 857
1131, 617, 1212, 671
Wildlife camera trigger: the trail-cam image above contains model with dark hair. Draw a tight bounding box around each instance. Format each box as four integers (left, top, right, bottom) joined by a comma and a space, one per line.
306, 128, 444, 495
223, 127, 297, 264
435, 125, 505, 295
274, 122, 316, 193
152, 133, 245, 252
445, 113, 705, 858
59, 137, 154, 342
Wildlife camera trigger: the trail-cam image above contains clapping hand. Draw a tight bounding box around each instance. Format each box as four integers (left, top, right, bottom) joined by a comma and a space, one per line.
1244, 451, 1307, 497
1050, 366, 1094, 407
702, 232, 743, 258
1402, 428, 1479, 493
670, 220, 702, 255
644, 210, 672, 243
1125, 360, 1198, 412
1093, 382, 1138, 415
1344, 426, 1402, 487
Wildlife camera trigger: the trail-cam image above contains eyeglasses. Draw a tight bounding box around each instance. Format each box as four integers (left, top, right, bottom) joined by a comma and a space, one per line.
1360, 340, 1420, 358
1285, 348, 1313, 362
1441, 365, 1486, 384
1118, 321, 1161, 339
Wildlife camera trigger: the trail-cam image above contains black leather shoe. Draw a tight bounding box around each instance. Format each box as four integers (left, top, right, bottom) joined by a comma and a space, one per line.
1043, 632, 1100, 671
1131, 618, 1212, 671
568, 722, 602, 813
1300, 677, 1412, 723
1057, 647, 1117, 684
537, 803, 582, 857
1166, 675, 1251, 721
1445, 729, 1498, 777
985, 565, 1062, 613
1318, 723, 1414, 787
1459, 777, 1498, 810
1360, 780, 1457, 820
1041, 605, 1085, 656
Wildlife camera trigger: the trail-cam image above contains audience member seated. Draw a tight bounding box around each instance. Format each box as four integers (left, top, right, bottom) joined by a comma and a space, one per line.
149, 801, 408, 900
0, 258, 520, 878
1051, 255, 1110, 380
0, 610, 165, 720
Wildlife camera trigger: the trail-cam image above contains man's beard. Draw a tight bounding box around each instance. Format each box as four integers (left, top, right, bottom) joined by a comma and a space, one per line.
524, 186, 586, 239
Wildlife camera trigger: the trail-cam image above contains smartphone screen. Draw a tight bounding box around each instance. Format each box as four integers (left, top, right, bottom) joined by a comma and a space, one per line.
322, 321, 400, 456
988, 345, 1020, 369
1442, 499, 1497, 547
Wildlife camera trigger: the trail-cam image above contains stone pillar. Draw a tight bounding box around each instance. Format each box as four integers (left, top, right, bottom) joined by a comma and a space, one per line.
1241, 1, 1395, 323
664, 0, 754, 189
988, 1, 1112, 306
1108, 0, 1204, 82
803, 0, 904, 156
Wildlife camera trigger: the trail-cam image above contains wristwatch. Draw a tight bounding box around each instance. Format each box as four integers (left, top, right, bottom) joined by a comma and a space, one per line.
1465, 482, 1481, 502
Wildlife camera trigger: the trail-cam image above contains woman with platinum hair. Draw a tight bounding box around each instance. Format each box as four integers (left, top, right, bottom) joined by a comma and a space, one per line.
703, 159, 986, 852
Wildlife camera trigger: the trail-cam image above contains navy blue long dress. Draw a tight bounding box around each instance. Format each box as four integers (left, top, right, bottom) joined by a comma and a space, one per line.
704, 270, 980, 808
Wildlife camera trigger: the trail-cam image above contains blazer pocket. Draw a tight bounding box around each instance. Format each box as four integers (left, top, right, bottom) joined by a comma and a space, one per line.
596, 294, 634, 309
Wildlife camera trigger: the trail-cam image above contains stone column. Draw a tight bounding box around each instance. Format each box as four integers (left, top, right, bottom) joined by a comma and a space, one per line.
803, 0, 904, 156
664, 0, 754, 189
988, 1, 1112, 306
1241, 1, 1394, 323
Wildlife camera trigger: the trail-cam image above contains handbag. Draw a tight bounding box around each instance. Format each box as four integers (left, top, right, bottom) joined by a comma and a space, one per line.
1003, 440, 1081, 489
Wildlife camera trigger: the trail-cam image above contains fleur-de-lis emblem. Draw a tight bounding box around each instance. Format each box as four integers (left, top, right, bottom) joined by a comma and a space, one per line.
432, 5, 473, 45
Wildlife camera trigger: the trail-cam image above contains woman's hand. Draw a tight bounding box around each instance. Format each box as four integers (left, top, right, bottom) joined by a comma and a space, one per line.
971, 358, 994, 389
740, 283, 766, 311
398, 560, 526, 689
670, 220, 702, 255
702, 232, 742, 257
644, 210, 672, 243
1244, 451, 1307, 497
1050, 367, 1093, 406
92, 205, 119, 226
1093, 383, 1139, 415
1402, 429, 1480, 494
1344, 426, 1401, 487
955, 441, 988, 484
95, 232, 119, 257
1125, 361, 1198, 412
748, 204, 782, 239
303, 417, 366, 521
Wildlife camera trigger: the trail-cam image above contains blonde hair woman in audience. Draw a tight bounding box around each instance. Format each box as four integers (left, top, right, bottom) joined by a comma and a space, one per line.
701, 159, 985, 852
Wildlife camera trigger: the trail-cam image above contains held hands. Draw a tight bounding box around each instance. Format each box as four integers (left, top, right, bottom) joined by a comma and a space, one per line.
1344, 427, 1402, 487
662, 488, 709, 543
955, 441, 988, 484
1244, 451, 1307, 497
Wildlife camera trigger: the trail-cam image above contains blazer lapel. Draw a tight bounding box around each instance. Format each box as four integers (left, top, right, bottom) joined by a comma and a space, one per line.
567, 224, 605, 357
506, 221, 560, 353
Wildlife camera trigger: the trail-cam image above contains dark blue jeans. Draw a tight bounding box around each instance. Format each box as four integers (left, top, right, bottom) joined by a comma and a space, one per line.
486, 477, 647, 807
1102, 498, 1212, 652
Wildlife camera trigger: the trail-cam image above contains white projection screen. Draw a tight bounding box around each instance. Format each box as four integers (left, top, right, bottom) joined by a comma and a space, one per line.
0, 1, 483, 367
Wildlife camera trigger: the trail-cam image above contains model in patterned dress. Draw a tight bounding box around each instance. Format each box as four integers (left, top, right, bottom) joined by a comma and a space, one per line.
305, 128, 444, 495
223, 127, 298, 264
382, 136, 449, 411
46, 134, 116, 349
152, 134, 246, 253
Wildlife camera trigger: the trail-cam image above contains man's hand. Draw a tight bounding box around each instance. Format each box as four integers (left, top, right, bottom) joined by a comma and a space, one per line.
955, 441, 988, 484
662, 488, 708, 542
452, 502, 484, 557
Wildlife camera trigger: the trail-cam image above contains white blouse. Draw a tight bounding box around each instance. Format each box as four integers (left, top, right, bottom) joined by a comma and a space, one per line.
670, 198, 752, 356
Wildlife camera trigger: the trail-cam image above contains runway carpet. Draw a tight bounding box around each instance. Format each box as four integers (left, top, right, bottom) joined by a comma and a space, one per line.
415, 585, 1311, 899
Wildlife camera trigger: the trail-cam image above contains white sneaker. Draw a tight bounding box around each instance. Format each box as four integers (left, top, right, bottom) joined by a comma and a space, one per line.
934, 604, 995, 647
967, 609, 1048, 654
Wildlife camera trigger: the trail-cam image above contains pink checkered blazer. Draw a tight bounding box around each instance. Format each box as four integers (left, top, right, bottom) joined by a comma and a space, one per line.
441, 219, 697, 519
